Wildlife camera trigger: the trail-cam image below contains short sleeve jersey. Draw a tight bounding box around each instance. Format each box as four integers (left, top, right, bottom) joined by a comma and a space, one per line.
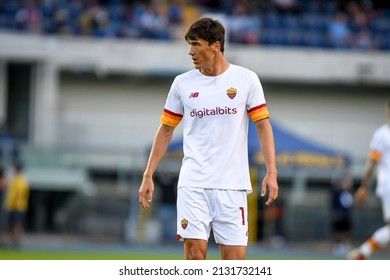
160, 64, 269, 191
369, 124, 390, 197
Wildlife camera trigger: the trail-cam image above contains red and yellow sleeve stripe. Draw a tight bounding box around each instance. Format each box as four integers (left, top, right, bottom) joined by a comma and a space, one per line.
160, 109, 183, 127
369, 150, 381, 162
248, 104, 270, 122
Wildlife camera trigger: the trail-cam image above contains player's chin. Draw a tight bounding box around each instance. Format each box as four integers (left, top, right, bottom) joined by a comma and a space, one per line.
192, 61, 202, 67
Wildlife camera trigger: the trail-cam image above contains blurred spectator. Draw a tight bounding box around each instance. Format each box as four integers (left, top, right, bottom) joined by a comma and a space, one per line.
327, 11, 352, 49
264, 193, 285, 248
77, 0, 101, 36
228, 2, 261, 44
304, 0, 336, 14
0, 0, 389, 50
154, 169, 177, 243
167, 0, 184, 40
354, 28, 376, 49
167, 0, 183, 25
135, 2, 171, 40
52, 8, 73, 35
91, 8, 116, 37
272, 0, 299, 14
347, 1, 371, 32
0, 163, 7, 242
3, 162, 30, 247
14, 0, 43, 33
330, 170, 354, 257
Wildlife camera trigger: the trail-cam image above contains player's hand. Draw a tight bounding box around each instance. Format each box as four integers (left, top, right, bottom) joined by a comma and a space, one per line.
261, 173, 278, 206
355, 185, 369, 205
138, 176, 154, 209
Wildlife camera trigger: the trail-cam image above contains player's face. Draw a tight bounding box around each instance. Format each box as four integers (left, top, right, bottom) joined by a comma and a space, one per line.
187, 38, 218, 73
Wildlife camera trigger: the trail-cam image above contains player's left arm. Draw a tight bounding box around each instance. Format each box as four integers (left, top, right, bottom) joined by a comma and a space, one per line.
254, 118, 278, 205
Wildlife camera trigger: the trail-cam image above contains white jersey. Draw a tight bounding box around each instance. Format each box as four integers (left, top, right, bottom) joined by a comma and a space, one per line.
160, 64, 270, 191
369, 123, 390, 197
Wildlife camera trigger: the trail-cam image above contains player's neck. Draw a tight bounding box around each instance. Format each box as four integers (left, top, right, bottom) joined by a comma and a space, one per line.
200, 58, 230, 77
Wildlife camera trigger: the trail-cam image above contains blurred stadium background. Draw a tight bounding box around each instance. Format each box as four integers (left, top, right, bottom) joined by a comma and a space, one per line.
0, 0, 389, 259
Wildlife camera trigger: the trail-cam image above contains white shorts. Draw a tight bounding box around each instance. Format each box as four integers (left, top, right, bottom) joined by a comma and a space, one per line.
176, 187, 248, 246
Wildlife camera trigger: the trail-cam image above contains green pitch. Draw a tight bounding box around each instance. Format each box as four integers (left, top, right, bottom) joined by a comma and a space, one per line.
0, 249, 185, 260
0, 248, 338, 260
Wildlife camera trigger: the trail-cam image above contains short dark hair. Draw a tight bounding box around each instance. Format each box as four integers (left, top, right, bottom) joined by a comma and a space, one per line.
184, 17, 225, 53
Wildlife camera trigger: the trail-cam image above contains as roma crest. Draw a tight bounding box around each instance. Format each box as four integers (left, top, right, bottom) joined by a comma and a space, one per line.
181, 219, 188, 229
226, 87, 237, 99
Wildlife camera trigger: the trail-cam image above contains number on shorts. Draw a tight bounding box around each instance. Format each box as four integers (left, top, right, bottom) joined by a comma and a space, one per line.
239, 206, 245, 225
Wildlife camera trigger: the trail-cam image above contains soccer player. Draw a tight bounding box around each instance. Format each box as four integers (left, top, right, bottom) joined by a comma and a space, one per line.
138, 17, 278, 260
348, 101, 390, 259
0, 164, 7, 238
4, 162, 29, 247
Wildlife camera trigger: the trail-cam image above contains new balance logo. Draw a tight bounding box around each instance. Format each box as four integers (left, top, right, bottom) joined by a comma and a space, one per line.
189, 92, 199, 98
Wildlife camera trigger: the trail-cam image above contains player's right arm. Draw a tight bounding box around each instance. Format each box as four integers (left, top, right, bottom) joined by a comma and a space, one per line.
139, 123, 175, 209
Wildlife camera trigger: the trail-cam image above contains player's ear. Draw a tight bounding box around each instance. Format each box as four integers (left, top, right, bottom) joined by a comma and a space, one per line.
212, 41, 220, 52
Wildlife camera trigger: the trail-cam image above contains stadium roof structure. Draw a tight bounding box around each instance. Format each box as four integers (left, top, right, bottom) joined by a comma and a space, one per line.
248, 121, 350, 170
166, 120, 350, 170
